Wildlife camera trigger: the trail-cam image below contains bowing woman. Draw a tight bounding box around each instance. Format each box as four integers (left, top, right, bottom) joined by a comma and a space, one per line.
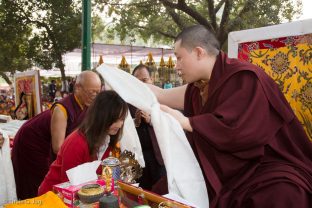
38, 90, 128, 195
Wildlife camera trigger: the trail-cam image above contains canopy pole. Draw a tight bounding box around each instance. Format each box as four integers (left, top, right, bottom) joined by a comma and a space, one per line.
82, 0, 92, 71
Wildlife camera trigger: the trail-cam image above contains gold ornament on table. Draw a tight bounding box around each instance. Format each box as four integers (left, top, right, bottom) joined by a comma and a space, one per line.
101, 156, 121, 188
101, 166, 113, 193
119, 150, 143, 184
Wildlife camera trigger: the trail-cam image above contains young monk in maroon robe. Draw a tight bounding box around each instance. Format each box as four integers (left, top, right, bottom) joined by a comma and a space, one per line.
149, 25, 312, 207
12, 71, 102, 200
38, 91, 128, 195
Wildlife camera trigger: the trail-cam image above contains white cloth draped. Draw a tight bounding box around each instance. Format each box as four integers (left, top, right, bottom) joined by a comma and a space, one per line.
0, 128, 17, 206
97, 64, 208, 208
0, 120, 26, 137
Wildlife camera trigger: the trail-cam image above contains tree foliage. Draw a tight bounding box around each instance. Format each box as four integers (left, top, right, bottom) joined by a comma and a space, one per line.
0, 0, 33, 84
95, 0, 302, 47
0, 0, 107, 83
8, 0, 83, 81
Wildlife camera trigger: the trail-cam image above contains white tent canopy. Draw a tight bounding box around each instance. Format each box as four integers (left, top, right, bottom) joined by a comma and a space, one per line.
10, 44, 174, 78
61, 43, 175, 77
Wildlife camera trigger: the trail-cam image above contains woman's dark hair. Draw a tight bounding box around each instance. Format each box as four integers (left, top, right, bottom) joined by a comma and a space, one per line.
79, 90, 128, 157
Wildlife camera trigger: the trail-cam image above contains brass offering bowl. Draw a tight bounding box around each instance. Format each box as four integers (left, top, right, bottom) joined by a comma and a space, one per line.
77, 184, 104, 204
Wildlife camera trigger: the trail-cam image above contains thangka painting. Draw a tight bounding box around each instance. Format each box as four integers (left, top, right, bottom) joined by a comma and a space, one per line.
14, 70, 42, 119
228, 19, 312, 141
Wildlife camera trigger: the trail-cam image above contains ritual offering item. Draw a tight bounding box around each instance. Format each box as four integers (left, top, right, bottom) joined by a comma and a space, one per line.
119, 150, 143, 184
102, 165, 113, 193
77, 184, 104, 204
102, 157, 121, 180
99, 194, 120, 208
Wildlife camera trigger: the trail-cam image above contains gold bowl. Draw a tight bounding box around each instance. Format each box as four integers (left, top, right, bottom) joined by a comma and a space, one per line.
77, 184, 104, 204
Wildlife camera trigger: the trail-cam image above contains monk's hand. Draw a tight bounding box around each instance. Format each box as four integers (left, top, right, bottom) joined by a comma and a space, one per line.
160, 105, 193, 132
0, 132, 4, 148
134, 109, 142, 127
141, 111, 151, 124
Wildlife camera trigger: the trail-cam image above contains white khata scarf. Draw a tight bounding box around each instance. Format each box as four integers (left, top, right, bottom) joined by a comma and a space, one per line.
97, 64, 209, 208
0, 128, 17, 206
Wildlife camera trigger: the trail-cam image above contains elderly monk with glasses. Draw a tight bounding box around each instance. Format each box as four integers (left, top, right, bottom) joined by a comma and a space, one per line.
12, 71, 102, 200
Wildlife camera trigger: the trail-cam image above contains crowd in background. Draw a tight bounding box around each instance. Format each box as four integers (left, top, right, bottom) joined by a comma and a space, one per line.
0, 75, 177, 118
0, 77, 75, 118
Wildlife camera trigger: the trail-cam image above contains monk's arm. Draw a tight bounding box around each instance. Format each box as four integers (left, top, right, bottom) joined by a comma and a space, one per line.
189, 72, 280, 152
160, 105, 193, 132
147, 84, 187, 111
51, 106, 67, 154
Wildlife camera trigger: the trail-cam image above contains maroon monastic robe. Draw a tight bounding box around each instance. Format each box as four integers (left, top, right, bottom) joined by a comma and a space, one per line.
12, 94, 86, 200
185, 52, 312, 207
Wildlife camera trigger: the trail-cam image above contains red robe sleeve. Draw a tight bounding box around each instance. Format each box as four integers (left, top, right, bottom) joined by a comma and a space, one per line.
189, 71, 283, 153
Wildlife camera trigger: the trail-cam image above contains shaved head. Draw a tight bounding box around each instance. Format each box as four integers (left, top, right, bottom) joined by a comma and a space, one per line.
175, 25, 220, 56
75, 71, 101, 87
75, 71, 102, 107
174, 25, 220, 83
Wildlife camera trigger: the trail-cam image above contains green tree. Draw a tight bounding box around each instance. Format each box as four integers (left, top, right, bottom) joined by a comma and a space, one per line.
96, 0, 302, 47
0, 0, 33, 84
9, 0, 82, 82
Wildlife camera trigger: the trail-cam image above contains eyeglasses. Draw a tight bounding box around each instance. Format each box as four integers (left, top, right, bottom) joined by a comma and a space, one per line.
80, 86, 101, 97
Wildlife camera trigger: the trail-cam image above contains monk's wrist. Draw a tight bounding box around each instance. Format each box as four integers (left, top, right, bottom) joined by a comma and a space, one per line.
183, 117, 193, 132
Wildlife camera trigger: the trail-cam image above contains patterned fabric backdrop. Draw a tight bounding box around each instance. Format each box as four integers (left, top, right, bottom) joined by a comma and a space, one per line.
238, 34, 312, 141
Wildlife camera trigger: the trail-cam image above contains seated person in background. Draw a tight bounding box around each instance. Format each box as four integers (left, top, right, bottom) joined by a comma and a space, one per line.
12, 71, 102, 200
48, 80, 57, 102
130, 64, 166, 192
163, 80, 173, 89
38, 90, 128, 195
